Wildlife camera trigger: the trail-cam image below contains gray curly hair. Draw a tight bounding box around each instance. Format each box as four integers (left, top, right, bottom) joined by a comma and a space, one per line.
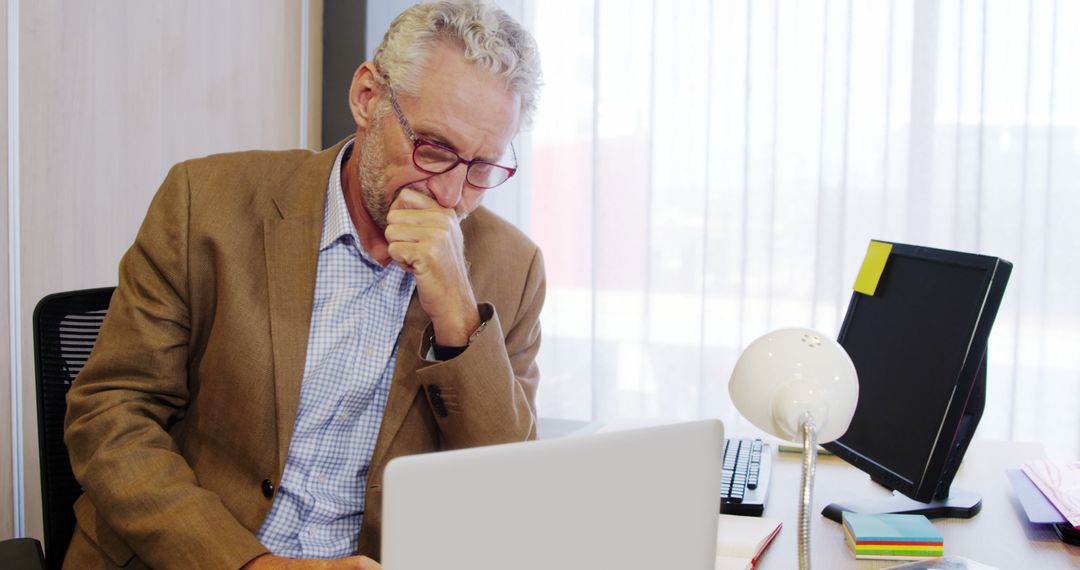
372, 0, 543, 130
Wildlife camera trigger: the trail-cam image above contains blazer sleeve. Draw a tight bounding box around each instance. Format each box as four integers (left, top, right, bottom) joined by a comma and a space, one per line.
63, 162, 268, 569
414, 245, 546, 447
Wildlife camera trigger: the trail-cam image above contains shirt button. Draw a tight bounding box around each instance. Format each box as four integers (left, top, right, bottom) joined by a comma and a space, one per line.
365, 346, 375, 357
379, 280, 387, 289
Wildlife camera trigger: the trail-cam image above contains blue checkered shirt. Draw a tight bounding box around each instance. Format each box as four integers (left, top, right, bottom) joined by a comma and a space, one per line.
256, 140, 416, 558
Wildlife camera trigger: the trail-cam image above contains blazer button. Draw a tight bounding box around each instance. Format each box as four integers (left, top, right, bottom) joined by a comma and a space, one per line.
261, 479, 274, 498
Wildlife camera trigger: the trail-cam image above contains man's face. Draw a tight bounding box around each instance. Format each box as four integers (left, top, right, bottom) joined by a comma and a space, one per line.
359, 45, 521, 228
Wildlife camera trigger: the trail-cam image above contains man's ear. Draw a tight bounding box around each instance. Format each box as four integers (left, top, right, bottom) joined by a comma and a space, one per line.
349, 61, 381, 130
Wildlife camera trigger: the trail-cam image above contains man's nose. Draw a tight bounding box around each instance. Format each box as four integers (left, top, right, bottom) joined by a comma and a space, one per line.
429, 162, 468, 209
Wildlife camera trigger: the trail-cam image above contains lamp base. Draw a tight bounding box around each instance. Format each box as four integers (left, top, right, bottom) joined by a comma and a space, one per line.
821, 488, 982, 523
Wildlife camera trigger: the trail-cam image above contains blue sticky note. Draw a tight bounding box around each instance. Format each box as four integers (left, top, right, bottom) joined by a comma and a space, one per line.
842, 512, 942, 543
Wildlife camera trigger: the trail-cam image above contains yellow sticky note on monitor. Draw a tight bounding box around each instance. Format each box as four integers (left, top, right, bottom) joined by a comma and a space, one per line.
853, 241, 892, 296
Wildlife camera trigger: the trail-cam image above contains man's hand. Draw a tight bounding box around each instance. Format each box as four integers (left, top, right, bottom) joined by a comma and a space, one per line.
241, 553, 381, 569
385, 188, 481, 347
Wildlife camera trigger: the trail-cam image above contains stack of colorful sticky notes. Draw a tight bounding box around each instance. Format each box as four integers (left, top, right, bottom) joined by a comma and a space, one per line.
842, 512, 943, 560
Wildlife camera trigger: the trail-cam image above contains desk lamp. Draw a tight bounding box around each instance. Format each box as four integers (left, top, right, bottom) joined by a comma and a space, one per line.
729, 328, 858, 570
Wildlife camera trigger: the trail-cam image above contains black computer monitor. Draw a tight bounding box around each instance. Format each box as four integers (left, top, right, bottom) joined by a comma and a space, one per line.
821, 241, 1011, 522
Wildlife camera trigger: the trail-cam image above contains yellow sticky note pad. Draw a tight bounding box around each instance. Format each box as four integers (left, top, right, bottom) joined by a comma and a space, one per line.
853, 241, 892, 296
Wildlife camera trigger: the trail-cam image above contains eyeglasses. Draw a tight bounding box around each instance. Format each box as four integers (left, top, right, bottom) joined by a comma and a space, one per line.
383, 79, 517, 190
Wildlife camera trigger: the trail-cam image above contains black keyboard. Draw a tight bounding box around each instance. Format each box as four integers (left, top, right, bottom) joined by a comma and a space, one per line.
719, 438, 771, 516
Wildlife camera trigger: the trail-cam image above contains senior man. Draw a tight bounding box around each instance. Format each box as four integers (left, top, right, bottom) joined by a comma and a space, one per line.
63, 1, 544, 568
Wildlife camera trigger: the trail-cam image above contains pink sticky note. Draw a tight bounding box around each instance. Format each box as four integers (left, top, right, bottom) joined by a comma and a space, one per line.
1021, 460, 1080, 530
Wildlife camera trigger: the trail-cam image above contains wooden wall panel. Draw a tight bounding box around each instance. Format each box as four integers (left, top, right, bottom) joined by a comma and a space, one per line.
15, 0, 311, 542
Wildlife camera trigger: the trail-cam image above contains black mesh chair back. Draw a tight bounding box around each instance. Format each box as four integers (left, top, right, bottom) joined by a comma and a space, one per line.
33, 287, 115, 570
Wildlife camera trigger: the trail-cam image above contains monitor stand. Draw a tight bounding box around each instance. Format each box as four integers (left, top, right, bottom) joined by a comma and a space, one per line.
821, 488, 982, 523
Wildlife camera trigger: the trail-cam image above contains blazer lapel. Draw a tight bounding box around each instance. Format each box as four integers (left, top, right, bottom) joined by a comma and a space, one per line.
264, 140, 349, 476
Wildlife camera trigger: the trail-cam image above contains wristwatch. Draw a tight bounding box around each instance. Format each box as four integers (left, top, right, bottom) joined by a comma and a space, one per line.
430, 319, 487, 361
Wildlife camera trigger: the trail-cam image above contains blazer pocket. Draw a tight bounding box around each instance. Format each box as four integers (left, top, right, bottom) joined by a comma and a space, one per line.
73, 494, 136, 567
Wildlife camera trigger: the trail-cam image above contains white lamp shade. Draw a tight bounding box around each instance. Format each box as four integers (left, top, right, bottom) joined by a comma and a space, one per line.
729, 328, 859, 443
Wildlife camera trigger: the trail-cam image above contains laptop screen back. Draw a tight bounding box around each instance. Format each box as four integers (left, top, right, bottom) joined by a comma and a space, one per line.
381, 420, 725, 570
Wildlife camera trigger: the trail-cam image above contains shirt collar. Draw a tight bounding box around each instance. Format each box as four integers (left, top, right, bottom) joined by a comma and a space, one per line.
321, 139, 359, 251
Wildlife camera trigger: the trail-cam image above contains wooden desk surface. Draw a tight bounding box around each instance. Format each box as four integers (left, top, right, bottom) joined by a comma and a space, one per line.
756, 439, 1080, 569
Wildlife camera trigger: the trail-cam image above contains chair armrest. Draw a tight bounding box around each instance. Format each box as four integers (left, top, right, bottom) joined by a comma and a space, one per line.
0, 537, 46, 570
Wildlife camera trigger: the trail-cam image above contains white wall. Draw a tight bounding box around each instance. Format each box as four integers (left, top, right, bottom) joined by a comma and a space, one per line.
2, 0, 12, 542
4, 0, 322, 542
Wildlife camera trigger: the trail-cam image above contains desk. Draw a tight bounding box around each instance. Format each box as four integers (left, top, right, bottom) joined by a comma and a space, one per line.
757, 439, 1080, 568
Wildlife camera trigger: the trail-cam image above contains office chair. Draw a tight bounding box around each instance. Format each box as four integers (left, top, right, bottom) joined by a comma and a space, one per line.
32, 287, 115, 570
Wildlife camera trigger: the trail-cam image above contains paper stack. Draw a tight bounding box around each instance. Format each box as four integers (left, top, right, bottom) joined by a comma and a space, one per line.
842, 512, 943, 561
1021, 460, 1080, 530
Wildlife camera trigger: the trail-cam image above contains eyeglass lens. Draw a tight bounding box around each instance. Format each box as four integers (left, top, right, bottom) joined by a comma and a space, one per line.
413, 142, 512, 189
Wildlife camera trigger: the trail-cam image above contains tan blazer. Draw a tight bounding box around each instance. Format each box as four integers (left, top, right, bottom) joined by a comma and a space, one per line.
63, 140, 545, 569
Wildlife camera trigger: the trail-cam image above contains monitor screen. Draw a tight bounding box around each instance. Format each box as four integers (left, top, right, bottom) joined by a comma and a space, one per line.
823, 242, 1011, 503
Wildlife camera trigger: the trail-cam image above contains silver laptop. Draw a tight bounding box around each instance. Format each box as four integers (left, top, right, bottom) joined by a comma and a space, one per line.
381, 419, 725, 570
